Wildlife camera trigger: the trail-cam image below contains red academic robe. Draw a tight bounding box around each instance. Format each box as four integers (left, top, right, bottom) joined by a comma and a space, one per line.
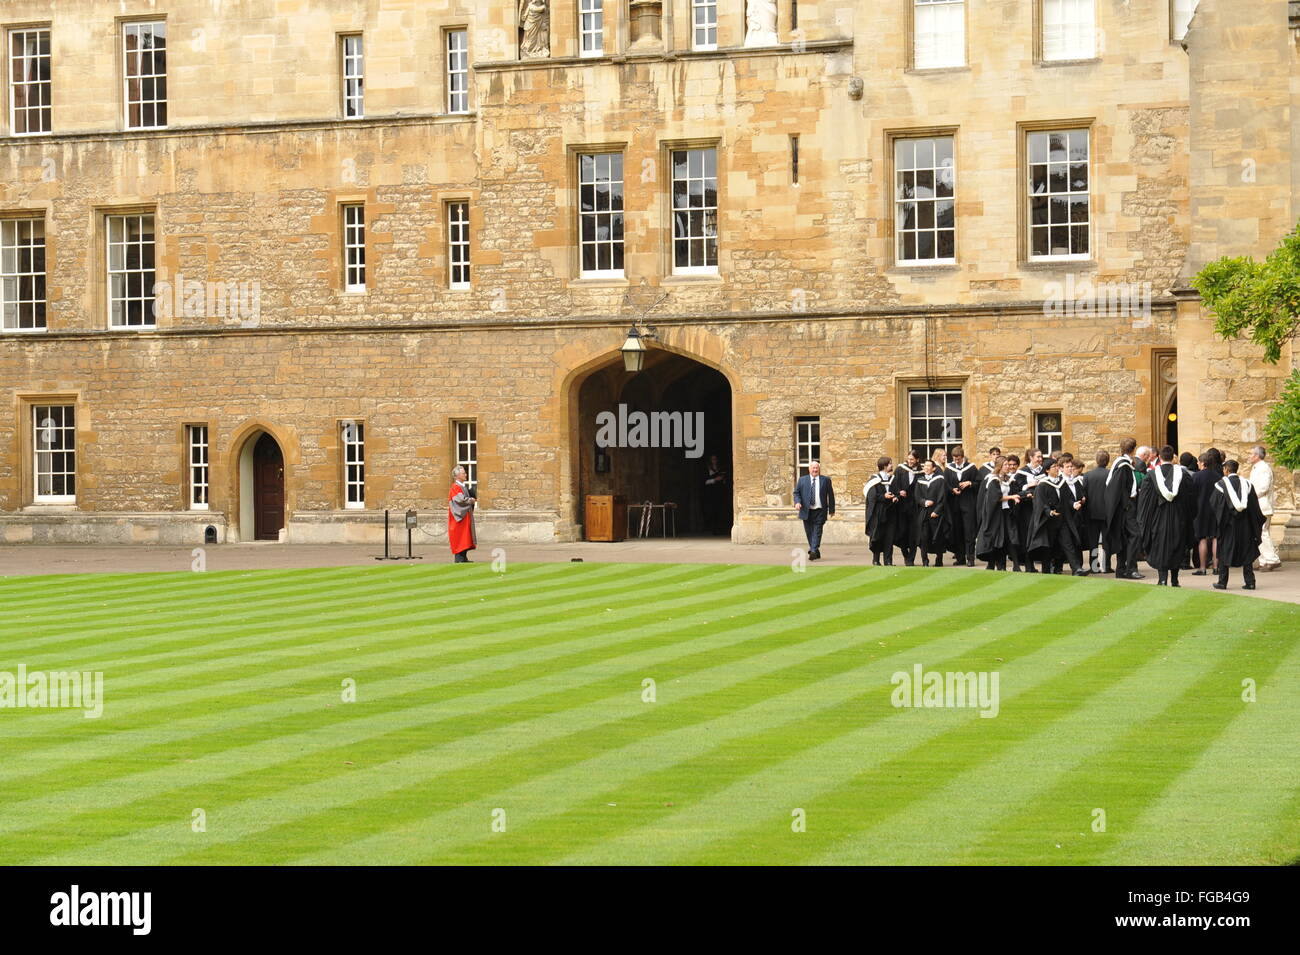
447, 481, 476, 555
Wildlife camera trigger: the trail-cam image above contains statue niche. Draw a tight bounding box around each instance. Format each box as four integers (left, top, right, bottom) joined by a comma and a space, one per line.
519, 0, 551, 59
744, 0, 780, 47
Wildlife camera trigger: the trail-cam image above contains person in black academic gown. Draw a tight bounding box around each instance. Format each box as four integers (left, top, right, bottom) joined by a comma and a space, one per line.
1011, 450, 1045, 572
973, 446, 1001, 519
1137, 445, 1191, 586
1059, 459, 1090, 575
914, 458, 949, 567
976, 456, 1020, 571
1211, 459, 1267, 591
1190, 450, 1223, 576
1081, 450, 1112, 573
889, 449, 921, 566
945, 444, 980, 567
1027, 459, 1068, 574
1104, 438, 1144, 580
864, 456, 896, 566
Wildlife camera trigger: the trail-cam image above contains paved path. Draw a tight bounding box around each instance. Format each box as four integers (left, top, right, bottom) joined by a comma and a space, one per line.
1, 540, 1295, 604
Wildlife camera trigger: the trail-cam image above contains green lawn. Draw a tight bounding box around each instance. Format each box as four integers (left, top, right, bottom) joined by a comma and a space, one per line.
0, 561, 1296, 865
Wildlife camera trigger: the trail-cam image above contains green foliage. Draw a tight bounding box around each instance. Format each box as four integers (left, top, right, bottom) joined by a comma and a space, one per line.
1263, 369, 1300, 471
1192, 223, 1300, 365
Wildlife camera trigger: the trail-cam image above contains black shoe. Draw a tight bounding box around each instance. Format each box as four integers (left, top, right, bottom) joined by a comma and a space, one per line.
1244, 582, 1256, 590
884, 559, 894, 566
1171, 581, 1180, 587
811, 550, 821, 561
936, 557, 944, 567
1012, 564, 1023, 573
872, 555, 881, 566
1212, 582, 1227, 590
985, 562, 996, 571
1118, 571, 1145, 580
904, 560, 914, 567
1192, 569, 1207, 576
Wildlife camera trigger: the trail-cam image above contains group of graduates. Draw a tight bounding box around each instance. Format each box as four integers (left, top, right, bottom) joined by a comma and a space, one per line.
863, 439, 1269, 589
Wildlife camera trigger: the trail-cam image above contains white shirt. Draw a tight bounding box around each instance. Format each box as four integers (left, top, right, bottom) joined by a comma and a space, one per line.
1249, 459, 1275, 516
811, 475, 821, 509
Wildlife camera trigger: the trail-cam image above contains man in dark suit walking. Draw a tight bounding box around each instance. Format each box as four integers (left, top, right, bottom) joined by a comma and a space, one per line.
793, 459, 835, 560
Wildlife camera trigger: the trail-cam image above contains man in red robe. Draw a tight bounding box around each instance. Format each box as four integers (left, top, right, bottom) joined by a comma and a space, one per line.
448, 466, 476, 562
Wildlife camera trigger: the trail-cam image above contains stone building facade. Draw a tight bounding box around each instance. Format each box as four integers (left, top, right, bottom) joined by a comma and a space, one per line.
0, 0, 1295, 551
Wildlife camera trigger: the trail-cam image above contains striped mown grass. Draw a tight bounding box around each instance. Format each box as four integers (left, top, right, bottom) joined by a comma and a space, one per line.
0, 562, 1295, 866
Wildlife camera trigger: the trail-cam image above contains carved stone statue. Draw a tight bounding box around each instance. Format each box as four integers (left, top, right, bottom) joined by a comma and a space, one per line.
744, 0, 779, 47
519, 0, 550, 59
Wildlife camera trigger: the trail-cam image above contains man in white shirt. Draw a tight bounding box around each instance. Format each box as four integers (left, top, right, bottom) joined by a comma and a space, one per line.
1248, 445, 1281, 571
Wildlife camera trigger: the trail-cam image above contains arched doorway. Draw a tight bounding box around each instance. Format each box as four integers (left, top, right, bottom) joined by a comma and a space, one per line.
238, 431, 285, 541
573, 350, 733, 537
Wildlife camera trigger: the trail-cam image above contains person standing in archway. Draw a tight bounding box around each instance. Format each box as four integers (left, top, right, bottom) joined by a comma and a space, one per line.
703, 454, 730, 535
448, 465, 477, 562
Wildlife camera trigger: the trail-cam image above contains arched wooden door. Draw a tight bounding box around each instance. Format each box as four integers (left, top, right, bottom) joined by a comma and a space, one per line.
253, 432, 285, 540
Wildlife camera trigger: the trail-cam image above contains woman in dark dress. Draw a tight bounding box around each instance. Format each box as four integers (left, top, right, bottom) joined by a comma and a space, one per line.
1190, 450, 1223, 575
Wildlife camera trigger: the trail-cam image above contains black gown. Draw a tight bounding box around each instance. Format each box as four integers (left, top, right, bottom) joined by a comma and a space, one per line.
889, 465, 919, 561
914, 474, 949, 556
864, 474, 894, 555
1011, 466, 1044, 559
975, 478, 1018, 560
1191, 465, 1223, 540
944, 462, 979, 560
1103, 457, 1139, 562
1058, 476, 1088, 563
1137, 462, 1191, 571
1212, 475, 1266, 568
1026, 477, 1065, 562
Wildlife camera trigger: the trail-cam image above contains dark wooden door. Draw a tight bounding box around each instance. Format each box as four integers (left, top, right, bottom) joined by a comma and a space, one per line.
253, 433, 284, 541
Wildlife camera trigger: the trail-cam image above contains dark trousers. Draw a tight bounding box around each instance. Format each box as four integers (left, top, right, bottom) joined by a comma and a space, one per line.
803, 509, 827, 553
1118, 504, 1141, 573
454, 550, 470, 563
1218, 563, 1255, 588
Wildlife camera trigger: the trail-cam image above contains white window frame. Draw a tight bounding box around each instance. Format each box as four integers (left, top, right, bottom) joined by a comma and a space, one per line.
1170, 0, 1200, 41
579, 0, 605, 57
342, 420, 365, 509
692, 0, 718, 51
795, 416, 820, 481
188, 424, 209, 510
1034, 412, 1063, 457
894, 136, 956, 266
1041, 0, 1096, 61
1, 217, 47, 331
341, 33, 364, 119
670, 147, 719, 276
578, 152, 625, 278
914, 0, 965, 70
343, 203, 366, 292
122, 20, 167, 130
908, 389, 962, 462
1027, 128, 1090, 261
447, 29, 469, 113
8, 27, 51, 135
447, 200, 471, 289
33, 404, 75, 503
455, 420, 478, 491
106, 213, 156, 328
